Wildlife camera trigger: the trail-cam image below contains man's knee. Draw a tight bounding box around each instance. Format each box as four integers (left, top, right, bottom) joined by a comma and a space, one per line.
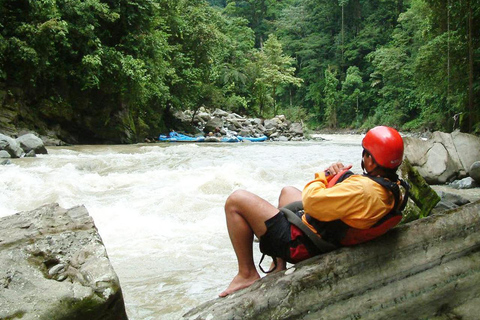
280, 186, 295, 196
279, 186, 301, 199
225, 189, 250, 210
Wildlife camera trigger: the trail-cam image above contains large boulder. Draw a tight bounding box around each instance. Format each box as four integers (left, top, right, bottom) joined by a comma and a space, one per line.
404, 131, 480, 184
17, 133, 48, 155
469, 161, 480, 184
0, 203, 128, 320
203, 117, 224, 134
185, 201, 480, 319
451, 130, 480, 174
0, 133, 23, 158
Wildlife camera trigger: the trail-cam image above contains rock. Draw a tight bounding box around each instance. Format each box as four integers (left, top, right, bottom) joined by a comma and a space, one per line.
469, 161, 480, 183
0, 133, 23, 158
24, 149, 36, 157
0, 150, 10, 158
17, 133, 48, 153
194, 112, 211, 124
263, 118, 280, 130
289, 122, 303, 136
168, 108, 304, 141
203, 118, 224, 133
399, 159, 440, 222
449, 177, 479, 189
238, 128, 253, 137
433, 191, 471, 212
0, 203, 128, 320
404, 131, 480, 184
212, 108, 229, 117
185, 201, 480, 320
451, 130, 480, 174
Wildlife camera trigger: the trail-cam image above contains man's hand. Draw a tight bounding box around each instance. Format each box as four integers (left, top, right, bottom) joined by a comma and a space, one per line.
325, 163, 352, 181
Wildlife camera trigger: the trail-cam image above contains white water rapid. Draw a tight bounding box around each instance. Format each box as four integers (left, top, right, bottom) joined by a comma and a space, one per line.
0, 134, 363, 319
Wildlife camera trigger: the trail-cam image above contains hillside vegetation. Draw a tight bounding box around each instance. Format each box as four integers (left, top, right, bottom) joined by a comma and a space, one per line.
0, 0, 478, 143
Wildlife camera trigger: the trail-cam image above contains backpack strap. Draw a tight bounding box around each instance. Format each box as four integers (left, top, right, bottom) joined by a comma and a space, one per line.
366, 175, 410, 212
280, 207, 337, 253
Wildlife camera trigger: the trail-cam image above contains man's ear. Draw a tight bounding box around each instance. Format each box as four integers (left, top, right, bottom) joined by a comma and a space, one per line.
365, 153, 377, 170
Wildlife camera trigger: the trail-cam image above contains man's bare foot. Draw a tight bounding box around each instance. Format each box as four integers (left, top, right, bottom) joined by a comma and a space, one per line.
219, 273, 260, 297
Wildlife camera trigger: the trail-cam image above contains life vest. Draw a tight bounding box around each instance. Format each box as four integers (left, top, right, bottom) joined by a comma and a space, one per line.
304, 169, 409, 247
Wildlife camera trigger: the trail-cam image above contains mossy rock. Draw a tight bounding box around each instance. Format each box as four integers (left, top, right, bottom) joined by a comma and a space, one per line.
399, 159, 441, 223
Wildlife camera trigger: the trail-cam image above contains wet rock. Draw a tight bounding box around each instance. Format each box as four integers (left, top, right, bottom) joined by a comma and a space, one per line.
404, 131, 480, 184
469, 161, 480, 183
0, 203, 128, 320
203, 117, 224, 134
433, 191, 471, 213
0, 132, 48, 158
449, 177, 479, 189
185, 201, 480, 320
17, 133, 48, 155
0, 150, 10, 158
0, 133, 23, 158
399, 159, 440, 222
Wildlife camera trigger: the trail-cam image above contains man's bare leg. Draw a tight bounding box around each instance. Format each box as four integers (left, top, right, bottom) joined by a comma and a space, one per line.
267, 186, 303, 272
219, 190, 279, 297
278, 186, 302, 207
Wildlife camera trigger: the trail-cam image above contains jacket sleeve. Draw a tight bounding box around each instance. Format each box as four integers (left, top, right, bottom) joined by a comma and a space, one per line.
302, 172, 366, 222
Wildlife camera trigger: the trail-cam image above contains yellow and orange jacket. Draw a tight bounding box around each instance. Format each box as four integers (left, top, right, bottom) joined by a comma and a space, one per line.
301, 170, 400, 246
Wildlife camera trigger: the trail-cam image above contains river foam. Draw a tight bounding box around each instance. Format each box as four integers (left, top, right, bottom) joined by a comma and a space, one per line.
0, 135, 363, 319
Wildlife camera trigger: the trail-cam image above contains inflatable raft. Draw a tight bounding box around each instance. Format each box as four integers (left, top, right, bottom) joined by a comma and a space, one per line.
159, 132, 268, 143
158, 133, 205, 142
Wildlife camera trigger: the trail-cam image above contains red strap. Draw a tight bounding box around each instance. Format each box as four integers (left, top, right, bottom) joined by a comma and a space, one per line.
340, 215, 402, 246
327, 166, 352, 188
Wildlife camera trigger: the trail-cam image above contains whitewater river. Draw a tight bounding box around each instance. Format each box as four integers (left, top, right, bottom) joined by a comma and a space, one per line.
0, 134, 363, 319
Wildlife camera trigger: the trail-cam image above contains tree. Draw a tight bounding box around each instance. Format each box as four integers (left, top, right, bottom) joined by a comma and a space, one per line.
253, 34, 302, 116
340, 66, 363, 126
419, 0, 479, 132
323, 68, 339, 128
224, 0, 293, 48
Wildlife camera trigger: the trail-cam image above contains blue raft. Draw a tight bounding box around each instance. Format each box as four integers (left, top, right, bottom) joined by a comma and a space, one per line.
159, 132, 205, 142
237, 135, 268, 142
159, 132, 268, 143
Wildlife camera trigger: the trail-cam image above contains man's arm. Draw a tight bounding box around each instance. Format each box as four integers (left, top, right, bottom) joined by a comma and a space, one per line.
302, 168, 365, 222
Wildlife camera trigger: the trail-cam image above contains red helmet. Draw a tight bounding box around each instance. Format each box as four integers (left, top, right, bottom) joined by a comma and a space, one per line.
362, 126, 404, 169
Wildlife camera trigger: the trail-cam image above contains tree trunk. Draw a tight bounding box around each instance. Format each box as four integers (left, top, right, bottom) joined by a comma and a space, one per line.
467, 0, 474, 131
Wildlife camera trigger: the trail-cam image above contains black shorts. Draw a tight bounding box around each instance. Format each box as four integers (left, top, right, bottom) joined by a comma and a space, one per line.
259, 201, 321, 263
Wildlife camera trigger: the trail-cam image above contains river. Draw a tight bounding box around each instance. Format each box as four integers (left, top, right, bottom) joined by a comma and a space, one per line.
0, 134, 364, 319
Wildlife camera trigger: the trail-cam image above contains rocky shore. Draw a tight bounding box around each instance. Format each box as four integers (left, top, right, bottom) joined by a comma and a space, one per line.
0, 132, 48, 161
164, 108, 305, 142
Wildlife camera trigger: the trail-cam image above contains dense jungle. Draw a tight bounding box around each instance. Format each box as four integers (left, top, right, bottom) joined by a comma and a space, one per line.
0, 0, 479, 143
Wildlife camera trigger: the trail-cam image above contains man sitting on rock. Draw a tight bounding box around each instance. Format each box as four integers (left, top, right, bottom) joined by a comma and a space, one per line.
219, 126, 409, 297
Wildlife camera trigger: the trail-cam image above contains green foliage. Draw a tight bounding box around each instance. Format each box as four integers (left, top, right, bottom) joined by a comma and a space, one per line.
253, 34, 302, 116
323, 68, 339, 128
224, 0, 293, 48
340, 66, 364, 127
0, 0, 479, 142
